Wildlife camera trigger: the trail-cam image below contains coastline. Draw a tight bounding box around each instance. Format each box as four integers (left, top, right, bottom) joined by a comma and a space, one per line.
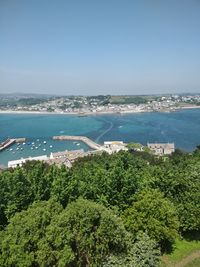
179, 105, 200, 109
1, 106, 200, 167
0, 105, 200, 116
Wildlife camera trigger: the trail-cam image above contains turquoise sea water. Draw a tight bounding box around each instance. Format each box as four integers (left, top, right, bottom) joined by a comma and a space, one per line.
0, 109, 200, 167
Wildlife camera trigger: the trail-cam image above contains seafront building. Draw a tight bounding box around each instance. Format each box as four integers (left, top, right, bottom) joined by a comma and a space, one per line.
7, 150, 99, 169
7, 140, 128, 168
8, 155, 49, 168
6, 135, 175, 169
103, 141, 128, 153
48, 149, 86, 167
147, 143, 175, 156
50, 149, 85, 160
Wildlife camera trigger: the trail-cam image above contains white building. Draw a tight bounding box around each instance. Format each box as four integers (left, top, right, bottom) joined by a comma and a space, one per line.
8, 155, 48, 168
103, 141, 128, 154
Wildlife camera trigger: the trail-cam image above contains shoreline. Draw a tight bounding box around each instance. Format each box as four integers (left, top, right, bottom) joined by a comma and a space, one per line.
0, 105, 200, 116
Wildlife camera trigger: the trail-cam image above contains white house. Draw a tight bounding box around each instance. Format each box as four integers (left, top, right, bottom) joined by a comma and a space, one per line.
8, 155, 48, 168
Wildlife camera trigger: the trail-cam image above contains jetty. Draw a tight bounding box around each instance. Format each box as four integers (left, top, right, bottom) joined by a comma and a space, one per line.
15, 138, 26, 143
0, 138, 26, 152
53, 135, 103, 150
0, 139, 15, 152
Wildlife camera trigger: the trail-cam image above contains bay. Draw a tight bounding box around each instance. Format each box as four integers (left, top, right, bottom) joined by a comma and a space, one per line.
0, 109, 200, 167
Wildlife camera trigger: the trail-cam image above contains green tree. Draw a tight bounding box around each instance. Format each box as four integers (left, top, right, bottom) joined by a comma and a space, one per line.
43, 198, 129, 267
104, 233, 160, 267
0, 199, 63, 267
67, 151, 151, 209
151, 153, 200, 233
123, 189, 179, 251
0, 161, 65, 228
0, 167, 33, 226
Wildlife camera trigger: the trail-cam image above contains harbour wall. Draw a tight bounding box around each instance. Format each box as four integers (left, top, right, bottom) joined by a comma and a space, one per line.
53, 135, 103, 150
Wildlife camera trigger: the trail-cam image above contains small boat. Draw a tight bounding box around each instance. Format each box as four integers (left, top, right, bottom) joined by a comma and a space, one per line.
32, 142, 35, 145
43, 141, 47, 144
16, 147, 19, 150
23, 142, 26, 145
35, 147, 38, 149
9, 148, 13, 151
78, 114, 87, 117
31, 147, 34, 150
43, 148, 46, 151
50, 145, 53, 148
37, 139, 40, 142
76, 143, 80, 146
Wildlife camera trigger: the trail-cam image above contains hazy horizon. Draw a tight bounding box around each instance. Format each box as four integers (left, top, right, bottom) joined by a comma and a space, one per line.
1, 0, 200, 95
1, 91, 199, 97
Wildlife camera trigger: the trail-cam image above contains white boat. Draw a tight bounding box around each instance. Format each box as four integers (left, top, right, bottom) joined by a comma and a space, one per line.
43, 148, 46, 151
23, 142, 26, 145
50, 145, 53, 148
9, 148, 13, 151
43, 141, 47, 144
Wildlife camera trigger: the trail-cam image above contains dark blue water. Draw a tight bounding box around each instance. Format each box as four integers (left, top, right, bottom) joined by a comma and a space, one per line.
0, 109, 200, 166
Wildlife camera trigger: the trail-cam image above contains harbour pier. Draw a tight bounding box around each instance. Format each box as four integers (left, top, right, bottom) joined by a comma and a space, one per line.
53, 135, 103, 151
0, 138, 26, 152
15, 138, 26, 143
0, 139, 16, 152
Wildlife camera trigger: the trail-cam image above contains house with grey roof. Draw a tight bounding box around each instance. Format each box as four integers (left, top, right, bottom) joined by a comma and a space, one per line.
147, 143, 175, 156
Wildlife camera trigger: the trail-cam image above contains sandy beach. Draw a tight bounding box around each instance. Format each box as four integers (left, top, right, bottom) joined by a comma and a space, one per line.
0, 105, 200, 116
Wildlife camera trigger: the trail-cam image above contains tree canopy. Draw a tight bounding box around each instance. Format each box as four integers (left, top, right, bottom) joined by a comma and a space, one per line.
1, 148, 200, 265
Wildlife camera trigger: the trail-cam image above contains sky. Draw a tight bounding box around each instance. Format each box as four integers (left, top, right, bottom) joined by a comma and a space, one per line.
0, 0, 200, 95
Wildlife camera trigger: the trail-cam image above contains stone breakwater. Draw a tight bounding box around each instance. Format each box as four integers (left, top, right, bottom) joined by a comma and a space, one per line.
0, 138, 26, 152
53, 135, 103, 151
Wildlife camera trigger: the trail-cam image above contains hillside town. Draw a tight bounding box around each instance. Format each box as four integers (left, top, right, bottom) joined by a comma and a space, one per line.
0, 94, 200, 114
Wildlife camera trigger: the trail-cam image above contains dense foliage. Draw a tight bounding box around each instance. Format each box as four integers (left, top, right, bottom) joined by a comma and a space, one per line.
109, 96, 148, 105
0, 97, 46, 108
123, 189, 179, 250
1, 148, 200, 266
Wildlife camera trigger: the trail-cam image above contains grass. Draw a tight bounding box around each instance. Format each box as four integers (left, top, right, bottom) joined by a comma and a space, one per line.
161, 238, 200, 266
185, 257, 200, 267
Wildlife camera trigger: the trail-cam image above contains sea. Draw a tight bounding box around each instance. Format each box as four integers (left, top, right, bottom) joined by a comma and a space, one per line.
0, 109, 200, 167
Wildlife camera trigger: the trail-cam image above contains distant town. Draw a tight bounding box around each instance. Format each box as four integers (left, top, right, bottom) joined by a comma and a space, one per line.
0, 93, 200, 115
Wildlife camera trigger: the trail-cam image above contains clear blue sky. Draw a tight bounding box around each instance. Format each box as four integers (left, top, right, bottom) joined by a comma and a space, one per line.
0, 0, 200, 95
